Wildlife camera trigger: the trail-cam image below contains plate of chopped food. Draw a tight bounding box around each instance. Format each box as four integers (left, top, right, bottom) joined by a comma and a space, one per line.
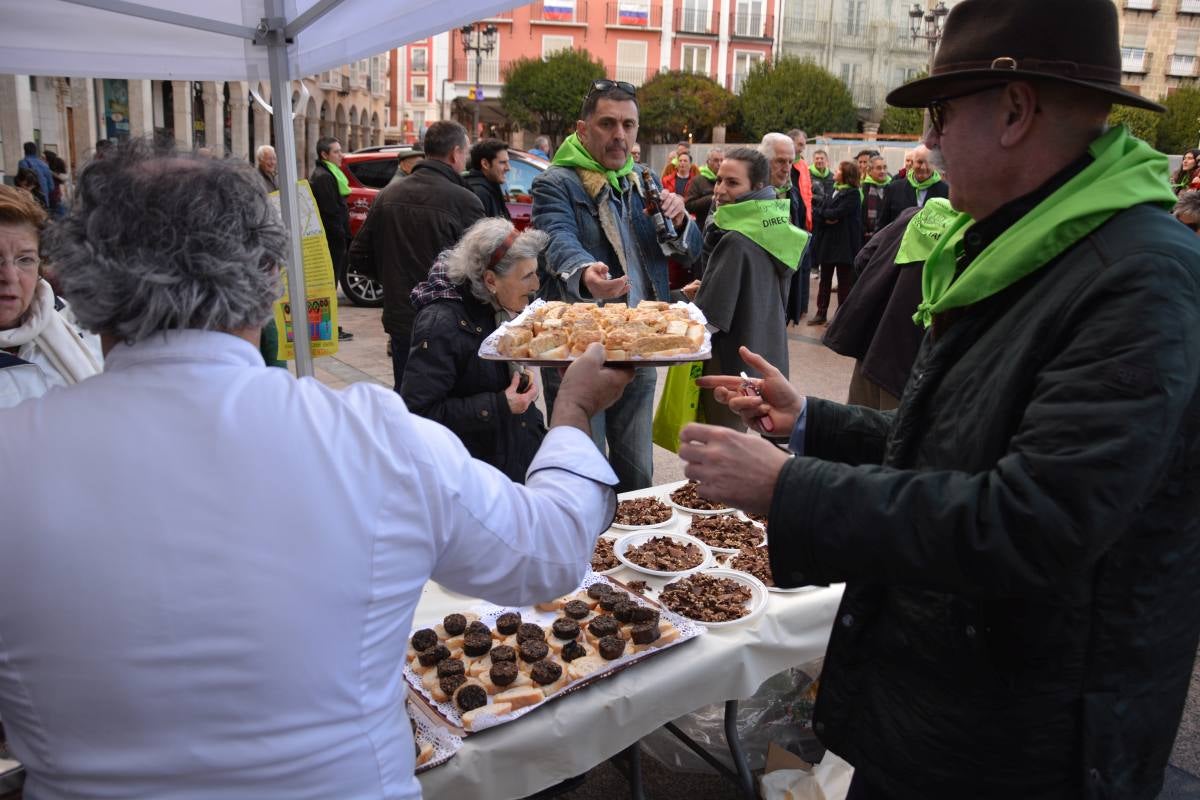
668, 481, 734, 516
591, 535, 624, 575
686, 514, 765, 553
610, 497, 677, 531
614, 532, 713, 578
724, 545, 815, 593
658, 568, 768, 628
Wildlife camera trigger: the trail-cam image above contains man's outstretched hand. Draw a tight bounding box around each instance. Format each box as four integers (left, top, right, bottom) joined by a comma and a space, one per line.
695, 346, 805, 435
552, 343, 634, 434
677, 423, 790, 515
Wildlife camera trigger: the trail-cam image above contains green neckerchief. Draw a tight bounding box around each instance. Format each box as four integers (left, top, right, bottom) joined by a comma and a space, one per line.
833, 182, 851, 191
894, 198, 957, 265
699, 165, 718, 181
714, 198, 809, 270
775, 184, 790, 199
860, 174, 890, 202
551, 133, 634, 192
323, 160, 350, 197
914, 125, 1176, 329
810, 165, 830, 179
907, 169, 942, 192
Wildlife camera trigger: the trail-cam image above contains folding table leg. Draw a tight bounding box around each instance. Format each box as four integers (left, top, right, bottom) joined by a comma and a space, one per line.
610, 742, 647, 800
723, 699, 757, 799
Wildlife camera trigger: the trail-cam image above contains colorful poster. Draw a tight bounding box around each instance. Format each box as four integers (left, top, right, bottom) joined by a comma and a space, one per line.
102, 79, 130, 140
269, 181, 340, 360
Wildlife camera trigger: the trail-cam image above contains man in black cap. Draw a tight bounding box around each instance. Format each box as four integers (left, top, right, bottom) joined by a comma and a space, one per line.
677, 0, 1199, 797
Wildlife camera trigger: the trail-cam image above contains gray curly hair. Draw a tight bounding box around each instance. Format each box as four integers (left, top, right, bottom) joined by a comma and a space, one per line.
445, 218, 549, 305
44, 138, 288, 343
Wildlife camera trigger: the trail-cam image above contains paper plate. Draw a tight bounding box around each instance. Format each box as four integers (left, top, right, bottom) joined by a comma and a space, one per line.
609, 504, 677, 532
614, 531, 713, 578
685, 516, 767, 554
658, 568, 768, 628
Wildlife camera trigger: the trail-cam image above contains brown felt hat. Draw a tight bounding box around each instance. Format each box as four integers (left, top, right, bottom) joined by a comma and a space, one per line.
886, 0, 1165, 113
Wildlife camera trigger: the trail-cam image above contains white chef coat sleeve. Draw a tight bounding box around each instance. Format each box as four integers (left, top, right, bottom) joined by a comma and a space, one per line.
405, 412, 618, 607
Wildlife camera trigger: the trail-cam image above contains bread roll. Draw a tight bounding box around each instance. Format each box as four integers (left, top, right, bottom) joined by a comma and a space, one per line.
537, 344, 570, 360
416, 741, 435, 766
630, 335, 694, 356
495, 686, 544, 711
462, 702, 512, 731
527, 332, 567, 356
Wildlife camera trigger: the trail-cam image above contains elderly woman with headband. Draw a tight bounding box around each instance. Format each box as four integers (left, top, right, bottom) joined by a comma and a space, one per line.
0, 185, 102, 407
402, 218, 550, 482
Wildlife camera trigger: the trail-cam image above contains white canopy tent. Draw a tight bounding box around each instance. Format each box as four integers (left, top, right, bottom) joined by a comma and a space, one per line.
0, 0, 513, 376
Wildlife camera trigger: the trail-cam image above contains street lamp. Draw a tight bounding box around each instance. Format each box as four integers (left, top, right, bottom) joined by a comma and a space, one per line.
460, 22, 498, 142
909, 2, 949, 73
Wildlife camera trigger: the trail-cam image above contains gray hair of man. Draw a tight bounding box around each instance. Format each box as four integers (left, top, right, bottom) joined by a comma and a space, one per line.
1174, 190, 1200, 217
759, 132, 795, 159
44, 138, 288, 344
255, 144, 275, 163
445, 218, 550, 305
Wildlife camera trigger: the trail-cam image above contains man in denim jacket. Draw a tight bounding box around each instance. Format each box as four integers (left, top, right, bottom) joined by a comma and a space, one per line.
531, 81, 702, 491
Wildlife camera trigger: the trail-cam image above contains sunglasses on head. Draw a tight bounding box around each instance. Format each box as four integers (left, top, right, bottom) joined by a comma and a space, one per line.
588, 79, 637, 97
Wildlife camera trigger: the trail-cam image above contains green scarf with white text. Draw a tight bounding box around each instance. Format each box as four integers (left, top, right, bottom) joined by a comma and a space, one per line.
322, 160, 350, 196
551, 133, 634, 192
714, 198, 809, 269
913, 125, 1177, 329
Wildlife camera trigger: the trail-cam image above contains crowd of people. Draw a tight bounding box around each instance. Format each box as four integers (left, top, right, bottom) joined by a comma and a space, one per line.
2, 0, 1199, 797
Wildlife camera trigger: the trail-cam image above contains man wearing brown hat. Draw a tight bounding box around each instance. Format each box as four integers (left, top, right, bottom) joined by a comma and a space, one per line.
676, 0, 1199, 797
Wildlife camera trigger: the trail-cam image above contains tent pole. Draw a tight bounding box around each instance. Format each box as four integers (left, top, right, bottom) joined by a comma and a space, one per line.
263, 6, 315, 377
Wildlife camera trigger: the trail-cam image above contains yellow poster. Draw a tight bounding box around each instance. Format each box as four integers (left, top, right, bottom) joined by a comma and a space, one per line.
270, 180, 339, 360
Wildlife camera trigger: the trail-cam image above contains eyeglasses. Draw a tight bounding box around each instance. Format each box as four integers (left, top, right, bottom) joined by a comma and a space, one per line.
0, 256, 40, 273
587, 79, 637, 98
926, 84, 1007, 136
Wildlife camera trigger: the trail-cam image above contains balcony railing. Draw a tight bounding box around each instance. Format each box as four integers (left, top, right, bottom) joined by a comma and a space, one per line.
606, 2, 662, 28
531, 1, 588, 23
677, 5, 718, 34
453, 58, 511, 84
1121, 49, 1151, 73
1123, 0, 1158, 9
731, 12, 773, 38
1168, 54, 1198, 77
1182, 0, 1200, 13
780, 16, 823, 42
613, 64, 660, 86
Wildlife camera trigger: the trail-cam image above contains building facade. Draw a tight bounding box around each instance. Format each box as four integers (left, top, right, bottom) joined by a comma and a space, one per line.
1, 56, 390, 181
382, 0, 780, 145
1117, 0, 1200, 101
776, 0, 963, 122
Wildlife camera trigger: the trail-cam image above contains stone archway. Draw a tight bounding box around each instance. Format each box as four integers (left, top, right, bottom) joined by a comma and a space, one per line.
335, 103, 348, 147
359, 108, 370, 150
319, 99, 332, 139
370, 111, 382, 147
305, 96, 319, 177
228, 81, 249, 161
348, 104, 359, 150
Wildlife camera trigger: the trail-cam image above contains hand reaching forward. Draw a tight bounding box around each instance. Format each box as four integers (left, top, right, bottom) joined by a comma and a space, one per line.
581, 263, 631, 300
552, 343, 635, 434
695, 346, 805, 435
677, 424, 790, 515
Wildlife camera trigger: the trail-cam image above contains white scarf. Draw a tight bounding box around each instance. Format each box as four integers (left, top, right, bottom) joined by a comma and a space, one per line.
0, 279, 102, 384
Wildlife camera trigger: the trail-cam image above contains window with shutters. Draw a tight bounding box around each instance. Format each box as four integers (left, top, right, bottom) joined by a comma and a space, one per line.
615, 40, 648, 86
1171, 28, 1199, 76
1122, 25, 1150, 73
734, 0, 764, 36
542, 35, 574, 58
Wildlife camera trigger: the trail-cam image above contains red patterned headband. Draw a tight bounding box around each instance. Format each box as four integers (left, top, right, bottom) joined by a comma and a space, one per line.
488, 229, 520, 270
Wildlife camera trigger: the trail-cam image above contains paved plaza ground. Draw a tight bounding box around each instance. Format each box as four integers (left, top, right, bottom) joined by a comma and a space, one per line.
316, 283, 1200, 799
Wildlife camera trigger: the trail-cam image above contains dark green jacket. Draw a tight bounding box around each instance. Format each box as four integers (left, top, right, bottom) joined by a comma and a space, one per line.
770, 203, 1200, 799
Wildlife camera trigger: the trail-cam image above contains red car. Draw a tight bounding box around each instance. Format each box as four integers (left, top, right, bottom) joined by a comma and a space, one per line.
339, 146, 549, 307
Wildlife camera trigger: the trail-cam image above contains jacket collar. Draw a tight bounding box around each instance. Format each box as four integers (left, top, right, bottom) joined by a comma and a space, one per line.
413, 158, 468, 188
103, 330, 264, 372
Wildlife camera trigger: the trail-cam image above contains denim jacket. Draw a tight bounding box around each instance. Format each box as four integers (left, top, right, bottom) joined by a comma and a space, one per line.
531, 164, 702, 303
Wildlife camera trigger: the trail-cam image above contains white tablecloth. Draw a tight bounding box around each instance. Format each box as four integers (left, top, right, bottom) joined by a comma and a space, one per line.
417, 480, 843, 799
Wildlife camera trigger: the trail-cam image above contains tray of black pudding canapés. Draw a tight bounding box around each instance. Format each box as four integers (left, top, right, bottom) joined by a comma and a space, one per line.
403, 573, 705, 735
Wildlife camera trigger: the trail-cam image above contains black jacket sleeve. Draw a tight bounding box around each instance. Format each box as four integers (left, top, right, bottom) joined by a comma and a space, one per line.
818, 189, 857, 224
401, 305, 508, 435
310, 169, 348, 239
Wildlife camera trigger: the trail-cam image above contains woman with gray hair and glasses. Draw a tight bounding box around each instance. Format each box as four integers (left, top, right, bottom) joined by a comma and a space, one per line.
402, 218, 550, 481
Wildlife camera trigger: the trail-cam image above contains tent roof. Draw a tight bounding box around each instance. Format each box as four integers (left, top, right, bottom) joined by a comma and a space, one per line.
0, 0, 516, 82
